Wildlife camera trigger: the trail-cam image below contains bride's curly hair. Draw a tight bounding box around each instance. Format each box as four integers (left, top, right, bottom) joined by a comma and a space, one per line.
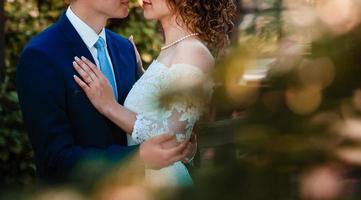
166, 0, 238, 49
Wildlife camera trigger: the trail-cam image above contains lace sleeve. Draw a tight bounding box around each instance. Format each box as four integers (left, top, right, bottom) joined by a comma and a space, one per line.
131, 105, 200, 144
131, 63, 213, 144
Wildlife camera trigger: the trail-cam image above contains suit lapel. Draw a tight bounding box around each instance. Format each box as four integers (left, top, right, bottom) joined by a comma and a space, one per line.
58, 15, 128, 104
57, 14, 96, 65
106, 31, 127, 104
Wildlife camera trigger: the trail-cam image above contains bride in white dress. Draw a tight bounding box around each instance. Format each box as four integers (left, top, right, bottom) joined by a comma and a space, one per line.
72, 0, 237, 187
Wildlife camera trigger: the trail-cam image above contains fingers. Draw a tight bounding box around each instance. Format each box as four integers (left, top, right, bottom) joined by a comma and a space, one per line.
169, 142, 191, 164
160, 136, 178, 149
190, 133, 197, 148
167, 139, 190, 159
74, 57, 98, 83
181, 143, 193, 163
73, 75, 90, 93
79, 56, 103, 78
73, 61, 93, 85
144, 135, 191, 167
154, 133, 177, 143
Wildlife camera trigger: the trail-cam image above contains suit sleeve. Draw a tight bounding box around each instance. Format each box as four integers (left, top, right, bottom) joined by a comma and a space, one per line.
16, 47, 138, 181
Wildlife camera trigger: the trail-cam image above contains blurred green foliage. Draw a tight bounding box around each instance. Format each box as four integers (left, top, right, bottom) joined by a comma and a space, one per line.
0, 0, 162, 186
2, 0, 361, 199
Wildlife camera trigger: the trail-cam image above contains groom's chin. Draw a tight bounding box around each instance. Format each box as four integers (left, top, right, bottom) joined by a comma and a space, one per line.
120, 9, 130, 18
114, 8, 129, 19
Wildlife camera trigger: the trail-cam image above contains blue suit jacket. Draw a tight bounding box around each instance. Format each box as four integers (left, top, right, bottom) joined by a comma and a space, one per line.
16, 14, 139, 182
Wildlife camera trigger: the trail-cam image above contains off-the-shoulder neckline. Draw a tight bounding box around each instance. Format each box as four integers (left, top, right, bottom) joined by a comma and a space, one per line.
153, 60, 206, 75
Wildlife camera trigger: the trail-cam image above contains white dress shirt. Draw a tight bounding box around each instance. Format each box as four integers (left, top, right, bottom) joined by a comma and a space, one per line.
66, 7, 118, 90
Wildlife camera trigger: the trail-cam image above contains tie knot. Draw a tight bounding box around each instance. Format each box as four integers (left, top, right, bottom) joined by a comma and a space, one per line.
95, 37, 106, 49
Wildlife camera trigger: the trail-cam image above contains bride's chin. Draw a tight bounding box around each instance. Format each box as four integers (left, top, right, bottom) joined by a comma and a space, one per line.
143, 13, 156, 20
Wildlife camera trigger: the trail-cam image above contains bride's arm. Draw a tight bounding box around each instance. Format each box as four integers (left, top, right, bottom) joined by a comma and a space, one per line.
72, 57, 198, 165
72, 57, 196, 139
102, 101, 137, 135
72, 56, 208, 142
72, 56, 210, 147
72, 56, 136, 134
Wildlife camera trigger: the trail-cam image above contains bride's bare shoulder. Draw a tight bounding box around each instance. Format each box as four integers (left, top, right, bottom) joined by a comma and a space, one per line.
171, 39, 215, 73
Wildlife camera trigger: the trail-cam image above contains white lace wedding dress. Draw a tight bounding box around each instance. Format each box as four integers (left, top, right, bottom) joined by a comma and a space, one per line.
124, 60, 213, 187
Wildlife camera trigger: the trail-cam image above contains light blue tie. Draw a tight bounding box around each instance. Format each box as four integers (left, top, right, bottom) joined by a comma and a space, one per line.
94, 37, 118, 101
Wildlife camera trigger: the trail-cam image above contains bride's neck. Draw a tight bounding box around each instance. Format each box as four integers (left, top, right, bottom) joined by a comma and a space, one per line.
69, 3, 107, 34
160, 16, 191, 45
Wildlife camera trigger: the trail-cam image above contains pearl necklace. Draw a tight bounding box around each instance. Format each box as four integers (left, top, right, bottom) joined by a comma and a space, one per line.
161, 33, 199, 51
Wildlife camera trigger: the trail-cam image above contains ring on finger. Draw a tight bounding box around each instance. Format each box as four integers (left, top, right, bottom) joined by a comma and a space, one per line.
86, 78, 93, 85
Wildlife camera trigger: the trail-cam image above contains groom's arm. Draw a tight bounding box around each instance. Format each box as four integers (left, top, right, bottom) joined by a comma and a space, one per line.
16, 46, 138, 181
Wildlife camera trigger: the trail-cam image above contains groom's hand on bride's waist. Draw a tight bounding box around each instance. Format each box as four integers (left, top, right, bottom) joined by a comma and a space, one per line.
182, 132, 197, 164
138, 134, 191, 169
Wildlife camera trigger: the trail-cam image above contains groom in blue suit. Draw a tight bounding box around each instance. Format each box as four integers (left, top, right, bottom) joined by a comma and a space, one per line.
17, 0, 192, 183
